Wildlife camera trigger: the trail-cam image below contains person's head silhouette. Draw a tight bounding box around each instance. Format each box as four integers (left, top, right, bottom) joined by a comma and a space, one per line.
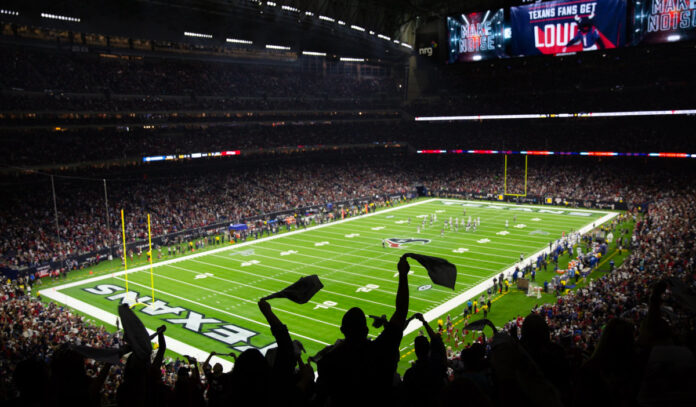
414, 335, 430, 360
341, 307, 369, 342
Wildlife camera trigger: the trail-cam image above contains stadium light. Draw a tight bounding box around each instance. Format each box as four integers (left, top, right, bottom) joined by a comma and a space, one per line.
377, 34, 391, 41
226, 38, 253, 45
0, 9, 19, 16
414, 109, 696, 122
473, 55, 482, 61
144, 151, 240, 162
266, 44, 291, 50
667, 34, 681, 42
41, 13, 80, 22
369, 30, 375, 35
184, 31, 213, 39
415, 150, 696, 159
319, 15, 335, 22
351, 25, 365, 32
305, 11, 314, 16
337, 20, 346, 25
340, 57, 365, 62
400, 43, 413, 49
393, 39, 400, 44
302, 51, 327, 56
266, 1, 277, 6
281, 5, 299, 12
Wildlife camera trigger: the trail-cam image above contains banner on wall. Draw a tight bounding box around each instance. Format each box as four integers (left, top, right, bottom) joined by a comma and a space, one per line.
510, 0, 627, 55
447, 9, 507, 62
632, 0, 696, 44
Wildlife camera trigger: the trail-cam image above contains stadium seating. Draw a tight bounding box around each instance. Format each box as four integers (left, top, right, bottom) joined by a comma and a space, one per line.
2, 188, 695, 406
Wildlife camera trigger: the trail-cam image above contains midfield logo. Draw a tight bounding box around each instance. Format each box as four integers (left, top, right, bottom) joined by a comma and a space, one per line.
385, 238, 431, 248
83, 284, 276, 353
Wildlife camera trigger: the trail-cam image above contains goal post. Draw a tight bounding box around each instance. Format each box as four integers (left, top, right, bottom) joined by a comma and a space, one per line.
120, 208, 156, 308
503, 154, 528, 197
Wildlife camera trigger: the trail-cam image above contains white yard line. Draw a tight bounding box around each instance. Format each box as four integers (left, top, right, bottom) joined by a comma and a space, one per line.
439, 199, 619, 214
193, 257, 423, 312
317, 227, 575, 252
262, 237, 513, 268
211, 250, 454, 299
131, 268, 343, 328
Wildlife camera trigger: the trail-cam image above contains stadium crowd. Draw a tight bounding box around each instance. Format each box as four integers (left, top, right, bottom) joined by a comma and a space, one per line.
2, 188, 695, 406
0, 159, 413, 268
0, 156, 670, 269
0, 92, 398, 113
0, 45, 402, 107
1, 156, 684, 270
0, 277, 186, 404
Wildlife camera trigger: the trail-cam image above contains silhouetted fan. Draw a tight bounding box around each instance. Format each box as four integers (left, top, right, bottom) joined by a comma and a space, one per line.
118, 303, 154, 362
71, 304, 164, 364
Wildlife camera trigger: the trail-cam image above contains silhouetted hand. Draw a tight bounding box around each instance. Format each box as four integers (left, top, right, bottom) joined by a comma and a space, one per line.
398, 255, 410, 276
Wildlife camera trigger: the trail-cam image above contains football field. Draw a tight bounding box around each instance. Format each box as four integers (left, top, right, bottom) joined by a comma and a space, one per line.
42, 198, 616, 370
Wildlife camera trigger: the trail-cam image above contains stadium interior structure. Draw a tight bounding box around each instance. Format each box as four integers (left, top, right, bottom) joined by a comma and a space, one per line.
1, 0, 696, 406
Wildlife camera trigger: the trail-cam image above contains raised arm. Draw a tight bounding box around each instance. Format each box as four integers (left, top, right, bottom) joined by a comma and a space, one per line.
204, 351, 216, 367
259, 298, 295, 377
259, 298, 283, 328
186, 355, 201, 384
152, 325, 167, 368
411, 313, 436, 340
390, 255, 411, 327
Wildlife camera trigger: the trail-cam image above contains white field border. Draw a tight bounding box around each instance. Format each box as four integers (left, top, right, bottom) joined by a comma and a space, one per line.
40, 198, 616, 368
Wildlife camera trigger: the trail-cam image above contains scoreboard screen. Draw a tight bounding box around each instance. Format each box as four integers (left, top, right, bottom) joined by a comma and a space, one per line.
447, 9, 507, 62
436, 0, 695, 63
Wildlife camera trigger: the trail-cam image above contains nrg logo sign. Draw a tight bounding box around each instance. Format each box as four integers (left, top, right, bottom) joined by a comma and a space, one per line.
418, 40, 437, 56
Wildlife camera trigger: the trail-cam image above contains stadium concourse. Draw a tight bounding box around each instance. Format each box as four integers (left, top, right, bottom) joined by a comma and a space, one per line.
2, 1, 696, 406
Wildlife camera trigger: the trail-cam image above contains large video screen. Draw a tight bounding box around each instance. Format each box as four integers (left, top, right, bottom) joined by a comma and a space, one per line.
447, 9, 507, 62
632, 0, 696, 44
441, 0, 695, 62
510, 0, 627, 56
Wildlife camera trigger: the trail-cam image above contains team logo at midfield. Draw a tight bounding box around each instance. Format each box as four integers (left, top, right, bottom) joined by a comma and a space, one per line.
385, 238, 431, 248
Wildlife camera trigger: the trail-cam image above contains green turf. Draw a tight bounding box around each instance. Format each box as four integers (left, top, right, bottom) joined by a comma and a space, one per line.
43, 198, 614, 372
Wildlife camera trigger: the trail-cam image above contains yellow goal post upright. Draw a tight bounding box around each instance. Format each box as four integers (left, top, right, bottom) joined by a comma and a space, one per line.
503, 154, 528, 197
121, 209, 129, 292
120, 209, 156, 308
147, 214, 156, 305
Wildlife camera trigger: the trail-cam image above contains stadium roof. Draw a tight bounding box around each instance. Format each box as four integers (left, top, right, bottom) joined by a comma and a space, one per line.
2, 0, 455, 61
